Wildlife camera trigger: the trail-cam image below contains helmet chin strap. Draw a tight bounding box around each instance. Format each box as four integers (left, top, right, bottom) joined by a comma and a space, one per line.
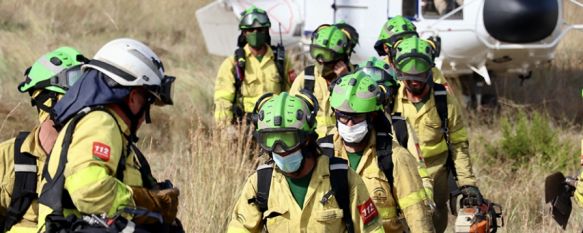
118, 102, 151, 143
31, 91, 58, 117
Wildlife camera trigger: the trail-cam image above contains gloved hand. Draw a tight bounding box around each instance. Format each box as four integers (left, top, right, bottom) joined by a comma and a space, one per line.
131, 186, 180, 224
460, 185, 483, 207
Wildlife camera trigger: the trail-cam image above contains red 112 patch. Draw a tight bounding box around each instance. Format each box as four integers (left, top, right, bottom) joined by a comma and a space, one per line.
358, 198, 379, 225
92, 142, 111, 162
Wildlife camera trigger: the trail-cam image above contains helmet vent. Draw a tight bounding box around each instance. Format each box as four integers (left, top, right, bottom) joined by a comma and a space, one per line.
50, 57, 62, 66
349, 78, 357, 86
274, 116, 282, 126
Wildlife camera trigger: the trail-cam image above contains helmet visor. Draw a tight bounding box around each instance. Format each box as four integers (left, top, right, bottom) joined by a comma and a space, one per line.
240, 13, 270, 29
256, 128, 305, 153
309, 45, 342, 63
358, 67, 395, 87
49, 65, 84, 90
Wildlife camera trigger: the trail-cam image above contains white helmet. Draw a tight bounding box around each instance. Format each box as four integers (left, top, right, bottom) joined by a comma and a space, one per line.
83, 38, 174, 105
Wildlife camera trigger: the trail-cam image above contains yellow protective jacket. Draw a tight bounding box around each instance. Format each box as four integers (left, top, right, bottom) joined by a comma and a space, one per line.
575, 139, 583, 207
333, 132, 435, 233
388, 115, 435, 203
227, 156, 385, 233
393, 85, 476, 203
38, 109, 144, 230
289, 64, 351, 139
214, 44, 293, 123
0, 127, 47, 233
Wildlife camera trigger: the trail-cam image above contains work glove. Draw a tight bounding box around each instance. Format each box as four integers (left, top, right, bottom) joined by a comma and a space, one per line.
460, 185, 483, 207
131, 186, 180, 224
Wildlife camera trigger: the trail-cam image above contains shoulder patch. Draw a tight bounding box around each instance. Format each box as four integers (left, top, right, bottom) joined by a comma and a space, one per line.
358, 198, 379, 226
92, 142, 111, 161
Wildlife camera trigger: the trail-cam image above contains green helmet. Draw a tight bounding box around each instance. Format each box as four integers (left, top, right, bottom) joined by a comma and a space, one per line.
254, 92, 317, 153
330, 71, 383, 114
310, 25, 350, 62
393, 37, 434, 81
357, 57, 399, 90
335, 21, 359, 55
374, 16, 418, 56
239, 6, 271, 29
18, 47, 86, 94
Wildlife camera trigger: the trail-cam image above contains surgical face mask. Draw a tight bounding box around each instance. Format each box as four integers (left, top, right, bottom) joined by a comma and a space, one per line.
272, 149, 303, 173
338, 120, 369, 143
246, 31, 268, 49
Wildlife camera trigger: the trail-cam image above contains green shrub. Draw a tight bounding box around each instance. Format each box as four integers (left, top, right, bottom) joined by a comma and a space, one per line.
486, 111, 575, 171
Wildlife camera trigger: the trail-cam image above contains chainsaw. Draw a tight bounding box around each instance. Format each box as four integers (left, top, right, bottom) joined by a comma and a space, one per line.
451, 192, 504, 233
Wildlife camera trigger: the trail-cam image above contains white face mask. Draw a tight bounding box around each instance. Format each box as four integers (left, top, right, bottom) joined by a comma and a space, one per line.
338, 120, 369, 143
272, 149, 303, 173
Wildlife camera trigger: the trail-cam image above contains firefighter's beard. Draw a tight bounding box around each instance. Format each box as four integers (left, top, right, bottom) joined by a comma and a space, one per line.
406, 81, 427, 96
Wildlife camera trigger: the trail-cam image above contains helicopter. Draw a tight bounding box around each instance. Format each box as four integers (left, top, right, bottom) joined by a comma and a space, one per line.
196, 0, 583, 107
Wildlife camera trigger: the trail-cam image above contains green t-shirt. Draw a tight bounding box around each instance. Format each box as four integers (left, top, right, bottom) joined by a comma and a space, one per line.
255, 55, 264, 62
285, 170, 314, 209
347, 151, 363, 171
413, 95, 430, 111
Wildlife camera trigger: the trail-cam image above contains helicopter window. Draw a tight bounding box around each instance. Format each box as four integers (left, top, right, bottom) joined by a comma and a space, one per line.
422, 0, 463, 19
402, 0, 418, 18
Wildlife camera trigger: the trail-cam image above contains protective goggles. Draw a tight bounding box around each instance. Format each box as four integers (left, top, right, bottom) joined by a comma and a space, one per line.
239, 12, 270, 28
397, 70, 432, 83
146, 75, 175, 106
27, 65, 84, 91
334, 111, 367, 124
255, 128, 309, 153
309, 45, 343, 63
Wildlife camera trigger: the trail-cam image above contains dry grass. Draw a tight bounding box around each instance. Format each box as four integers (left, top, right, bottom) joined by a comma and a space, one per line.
0, 0, 583, 232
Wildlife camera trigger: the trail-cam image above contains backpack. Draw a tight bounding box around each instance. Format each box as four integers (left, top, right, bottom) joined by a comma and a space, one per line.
1, 131, 36, 232
249, 157, 355, 233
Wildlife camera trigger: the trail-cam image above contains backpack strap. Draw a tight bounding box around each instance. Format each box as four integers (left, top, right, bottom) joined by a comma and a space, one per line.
373, 114, 405, 217
249, 163, 273, 214
129, 144, 159, 189
302, 66, 316, 94
231, 47, 246, 121
391, 113, 409, 148
317, 135, 335, 158
271, 45, 286, 84
433, 84, 457, 179
3, 132, 35, 232
329, 157, 354, 233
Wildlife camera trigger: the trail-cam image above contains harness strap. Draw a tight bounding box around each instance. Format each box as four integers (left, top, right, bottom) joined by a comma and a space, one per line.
433, 84, 457, 178
302, 66, 316, 93
329, 157, 354, 233
317, 135, 334, 158
251, 164, 273, 213
3, 132, 36, 232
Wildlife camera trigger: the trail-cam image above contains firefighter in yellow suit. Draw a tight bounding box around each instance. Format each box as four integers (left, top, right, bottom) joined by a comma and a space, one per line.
329, 71, 435, 232
290, 23, 358, 141
227, 92, 384, 233
0, 47, 86, 233
373, 16, 448, 87
37, 38, 179, 232
392, 37, 481, 233
214, 6, 295, 125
